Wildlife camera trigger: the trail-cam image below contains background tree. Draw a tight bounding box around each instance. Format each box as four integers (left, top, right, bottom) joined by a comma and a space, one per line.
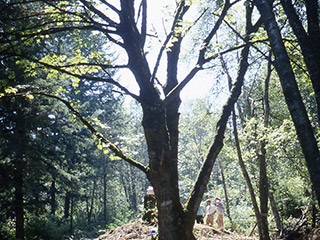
253, 0, 320, 206
0, 2, 129, 239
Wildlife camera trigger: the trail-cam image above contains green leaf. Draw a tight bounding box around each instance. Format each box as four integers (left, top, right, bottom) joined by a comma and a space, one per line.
110, 155, 121, 161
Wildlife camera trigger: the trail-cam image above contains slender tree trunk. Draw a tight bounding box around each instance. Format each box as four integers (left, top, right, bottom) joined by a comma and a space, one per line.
219, 4, 266, 236
129, 166, 137, 211
14, 154, 24, 240
257, 53, 272, 240
311, 204, 317, 228
14, 116, 25, 240
103, 164, 108, 225
186, 2, 260, 229
258, 147, 270, 240
232, 110, 264, 237
253, 0, 320, 206
218, 161, 233, 225
88, 179, 96, 224
64, 191, 71, 219
86, 195, 89, 220
268, 190, 282, 233
70, 197, 74, 233
50, 180, 56, 215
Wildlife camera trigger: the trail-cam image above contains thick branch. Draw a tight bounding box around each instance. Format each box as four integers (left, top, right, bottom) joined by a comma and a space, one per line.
186, 41, 249, 214
186, 2, 256, 214
2, 92, 147, 173
99, 0, 120, 14
151, 1, 189, 83
79, 0, 119, 26
197, 0, 235, 65
0, 25, 115, 46
15, 55, 140, 101
161, 0, 235, 105
140, 0, 147, 48
162, 43, 250, 107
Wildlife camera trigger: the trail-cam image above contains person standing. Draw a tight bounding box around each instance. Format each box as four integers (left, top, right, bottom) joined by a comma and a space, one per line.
196, 203, 205, 224
205, 199, 215, 226
214, 197, 224, 230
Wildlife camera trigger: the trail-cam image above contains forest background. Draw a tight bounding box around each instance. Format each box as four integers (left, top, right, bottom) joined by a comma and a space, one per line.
0, 0, 319, 239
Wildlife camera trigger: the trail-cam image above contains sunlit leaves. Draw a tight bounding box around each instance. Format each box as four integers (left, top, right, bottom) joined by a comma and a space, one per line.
4, 86, 18, 94
26, 94, 34, 100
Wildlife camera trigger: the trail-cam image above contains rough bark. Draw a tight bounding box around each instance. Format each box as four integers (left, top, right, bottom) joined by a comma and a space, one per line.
258, 53, 272, 240
118, 1, 189, 237
253, 0, 320, 206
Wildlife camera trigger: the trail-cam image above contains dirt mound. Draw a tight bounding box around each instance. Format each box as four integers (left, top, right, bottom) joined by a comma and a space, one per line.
96, 220, 154, 240
193, 224, 254, 240
96, 220, 256, 240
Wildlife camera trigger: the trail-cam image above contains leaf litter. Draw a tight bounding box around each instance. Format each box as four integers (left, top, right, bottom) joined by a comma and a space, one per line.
96, 220, 257, 240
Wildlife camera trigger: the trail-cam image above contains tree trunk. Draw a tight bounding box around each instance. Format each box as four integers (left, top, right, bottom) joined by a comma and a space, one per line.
253, 0, 320, 206
118, 1, 249, 238
103, 164, 108, 225
14, 116, 25, 240
50, 180, 56, 215
311, 204, 317, 228
70, 197, 74, 233
258, 52, 272, 240
258, 148, 270, 240
142, 94, 194, 239
150, 176, 195, 240
232, 109, 264, 237
219, 4, 267, 237
280, 0, 320, 123
218, 161, 233, 226
141, 3, 188, 237
269, 190, 282, 234
14, 154, 24, 240
88, 179, 96, 224
129, 166, 137, 212
64, 191, 71, 219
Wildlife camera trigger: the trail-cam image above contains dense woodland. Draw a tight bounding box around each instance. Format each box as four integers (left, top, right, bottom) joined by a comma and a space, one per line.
0, 0, 320, 239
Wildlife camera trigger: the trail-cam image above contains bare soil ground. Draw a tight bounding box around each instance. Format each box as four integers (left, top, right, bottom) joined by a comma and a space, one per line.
96, 220, 256, 240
